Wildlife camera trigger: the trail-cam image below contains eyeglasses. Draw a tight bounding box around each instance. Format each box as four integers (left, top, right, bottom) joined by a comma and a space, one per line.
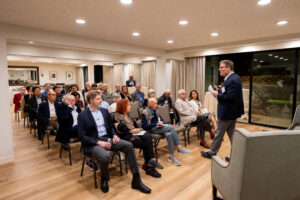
219, 66, 227, 69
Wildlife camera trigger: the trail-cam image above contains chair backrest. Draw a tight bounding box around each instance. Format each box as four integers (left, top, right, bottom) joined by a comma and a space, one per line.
213, 128, 300, 200
157, 105, 171, 124
129, 101, 140, 120
173, 107, 181, 124
288, 105, 300, 130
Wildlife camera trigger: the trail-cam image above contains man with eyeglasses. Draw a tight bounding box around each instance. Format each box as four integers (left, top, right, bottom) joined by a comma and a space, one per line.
201, 60, 244, 160
37, 91, 60, 140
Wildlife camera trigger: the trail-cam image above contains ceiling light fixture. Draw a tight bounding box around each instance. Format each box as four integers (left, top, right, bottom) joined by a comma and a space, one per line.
179, 20, 188, 25
276, 20, 288, 26
80, 64, 86, 66
167, 40, 174, 44
274, 55, 279, 58
280, 57, 284, 60
76, 19, 86, 24
260, 60, 264, 63
120, 0, 132, 5
132, 32, 140, 36
28, 41, 34, 44
268, 54, 273, 56
284, 59, 288, 61
257, 0, 271, 6
211, 32, 219, 37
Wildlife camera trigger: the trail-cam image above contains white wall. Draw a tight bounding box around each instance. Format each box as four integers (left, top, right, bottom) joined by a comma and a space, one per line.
0, 37, 14, 165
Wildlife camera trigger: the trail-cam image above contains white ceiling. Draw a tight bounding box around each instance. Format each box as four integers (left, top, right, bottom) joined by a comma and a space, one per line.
0, 0, 300, 50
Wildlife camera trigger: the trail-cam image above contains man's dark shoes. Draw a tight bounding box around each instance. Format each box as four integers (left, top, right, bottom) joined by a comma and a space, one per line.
100, 178, 109, 193
146, 167, 161, 178
201, 151, 212, 159
225, 157, 230, 162
132, 174, 151, 193
147, 160, 163, 169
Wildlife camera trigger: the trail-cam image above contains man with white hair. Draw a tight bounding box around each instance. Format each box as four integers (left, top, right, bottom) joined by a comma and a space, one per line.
131, 83, 145, 103
175, 89, 215, 148
115, 84, 121, 94
142, 98, 192, 166
101, 83, 112, 103
158, 89, 174, 122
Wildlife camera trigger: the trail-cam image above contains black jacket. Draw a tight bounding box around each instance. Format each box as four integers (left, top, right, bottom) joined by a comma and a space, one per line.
157, 95, 173, 109
37, 101, 59, 136
28, 95, 47, 121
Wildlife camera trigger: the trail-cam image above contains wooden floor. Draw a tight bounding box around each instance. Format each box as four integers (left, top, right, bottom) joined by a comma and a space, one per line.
0, 111, 278, 200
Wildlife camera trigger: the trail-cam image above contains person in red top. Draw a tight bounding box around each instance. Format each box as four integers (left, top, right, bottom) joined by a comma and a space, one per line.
13, 87, 26, 113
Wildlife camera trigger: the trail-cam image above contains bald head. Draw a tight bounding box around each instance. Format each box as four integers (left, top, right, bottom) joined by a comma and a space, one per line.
148, 98, 157, 110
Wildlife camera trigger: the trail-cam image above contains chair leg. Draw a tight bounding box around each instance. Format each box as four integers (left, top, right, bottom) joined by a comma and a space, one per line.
59, 144, 63, 158
118, 153, 123, 176
42, 133, 44, 144
93, 161, 98, 189
187, 127, 191, 144
81, 155, 86, 176
68, 145, 72, 166
47, 131, 50, 149
125, 157, 128, 174
27, 117, 29, 128
183, 130, 187, 147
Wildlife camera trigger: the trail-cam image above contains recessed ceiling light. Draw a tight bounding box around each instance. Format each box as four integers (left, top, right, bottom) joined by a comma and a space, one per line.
76, 19, 86, 24
120, 0, 132, 5
280, 57, 284, 60
179, 20, 188, 25
257, 0, 271, 6
274, 55, 279, 58
268, 54, 273, 56
167, 40, 174, 44
284, 59, 288, 61
254, 59, 258, 61
276, 20, 288, 26
132, 32, 140, 36
28, 41, 34, 44
260, 60, 264, 63
211, 32, 219, 37
80, 64, 86, 66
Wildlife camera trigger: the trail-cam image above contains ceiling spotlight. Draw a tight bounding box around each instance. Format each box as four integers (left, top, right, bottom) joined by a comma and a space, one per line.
276, 20, 288, 26
268, 54, 273, 56
28, 41, 34, 44
254, 59, 258, 61
280, 57, 284, 60
284, 59, 288, 61
132, 32, 140, 36
76, 19, 86, 24
120, 0, 132, 4
211, 32, 219, 37
179, 20, 188, 25
260, 60, 264, 63
167, 40, 174, 44
274, 55, 279, 58
257, 0, 271, 6
80, 64, 86, 66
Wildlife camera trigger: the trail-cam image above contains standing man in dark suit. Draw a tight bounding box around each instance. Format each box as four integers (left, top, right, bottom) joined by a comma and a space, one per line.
38, 91, 60, 140
201, 60, 244, 159
126, 75, 136, 87
77, 90, 151, 194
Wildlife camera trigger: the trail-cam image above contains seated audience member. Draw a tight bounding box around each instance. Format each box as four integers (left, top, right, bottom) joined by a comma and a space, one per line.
13, 86, 26, 114
71, 91, 84, 109
28, 86, 47, 139
83, 83, 92, 106
110, 93, 121, 113
142, 98, 191, 166
189, 90, 217, 132
175, 89, 215, 148
115, 84, 122, 94
37, 91, 60, 139
82, 82, 91, 98
61, 85, 70, 95
114, 99, 163, 178
143, 89, 155, 108
98, 82, 103, 93
70, 84, 84, 101
55, 94, 81, 145
41, 83, 51, 98
53, 85, 63, 103
91, 83, 98, 90
131, 83, 145, 104
101, 83, 112, 103
157, 89, 174, 123
120, 85, 132, 101
78, 90, 151, 193
21, 85, 33, 119
126, 75, 136, 87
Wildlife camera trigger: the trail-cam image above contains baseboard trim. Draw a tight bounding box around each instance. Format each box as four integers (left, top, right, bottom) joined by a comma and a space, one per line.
0, 155, 14, 165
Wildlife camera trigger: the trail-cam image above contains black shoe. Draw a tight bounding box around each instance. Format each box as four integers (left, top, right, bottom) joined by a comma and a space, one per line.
101, 178, 109, 193
37, 135, 42, 141
201, 151, 213, 159
86, 160, 98, 171
225, 157, 230, 162
145, 167, 161, 178
132, 174, 151, 193
50, 130, 56, 135
147, 160, 163, 169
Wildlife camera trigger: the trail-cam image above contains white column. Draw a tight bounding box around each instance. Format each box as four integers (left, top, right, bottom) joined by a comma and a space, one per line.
0, 37, 14, 164
87, 62, 94, 84
155, 58, 167, 97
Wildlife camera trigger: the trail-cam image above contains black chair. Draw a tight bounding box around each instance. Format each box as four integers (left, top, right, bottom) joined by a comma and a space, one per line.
42, 125, 57, 149
59, 138, 81, 165
29, 119, 38, 136
23, 112, 29, 128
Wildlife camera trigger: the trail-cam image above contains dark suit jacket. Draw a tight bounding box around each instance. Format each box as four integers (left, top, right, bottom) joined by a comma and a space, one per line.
131, 91, 145, 102
157, 95, 173, 110
78, 107, 117, 154
28, 95, 47, 121
126, 79, 136, 87
55, 104, 81, 144
37, 101, 59, 136
217, 72, 244, 120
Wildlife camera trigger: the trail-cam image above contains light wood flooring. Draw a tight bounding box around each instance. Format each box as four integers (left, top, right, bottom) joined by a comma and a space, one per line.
0, 111, 278, 200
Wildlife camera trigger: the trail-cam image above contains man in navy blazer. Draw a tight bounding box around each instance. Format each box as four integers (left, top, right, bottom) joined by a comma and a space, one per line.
202, 60, 244, 159
77, 90, 151, 194
37, 91, 60, 140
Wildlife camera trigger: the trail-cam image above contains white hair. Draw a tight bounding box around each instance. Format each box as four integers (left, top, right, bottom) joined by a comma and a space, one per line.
148, 98, 157, 104
164, 89, 171, 94
178, 89, 185, 95
102, 83, 107, 87
62, 94, 74, 105
147, 89, 155, 97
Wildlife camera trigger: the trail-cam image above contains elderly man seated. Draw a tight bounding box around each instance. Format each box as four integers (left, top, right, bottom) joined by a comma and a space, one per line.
158, 89, 174, 123
101, 83, 112, 103
142, 98, 192, 166
131, 83, 145, 104
37, 91, 60, 139
175, 89, 215, 148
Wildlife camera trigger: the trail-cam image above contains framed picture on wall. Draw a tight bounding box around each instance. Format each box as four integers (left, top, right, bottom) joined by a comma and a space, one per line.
50, 71, 57, 81
66, 71, 73, 80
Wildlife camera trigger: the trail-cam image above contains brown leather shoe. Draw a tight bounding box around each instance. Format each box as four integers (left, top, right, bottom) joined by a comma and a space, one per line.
200, 140, 210, 149
209, 129, 215, 139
